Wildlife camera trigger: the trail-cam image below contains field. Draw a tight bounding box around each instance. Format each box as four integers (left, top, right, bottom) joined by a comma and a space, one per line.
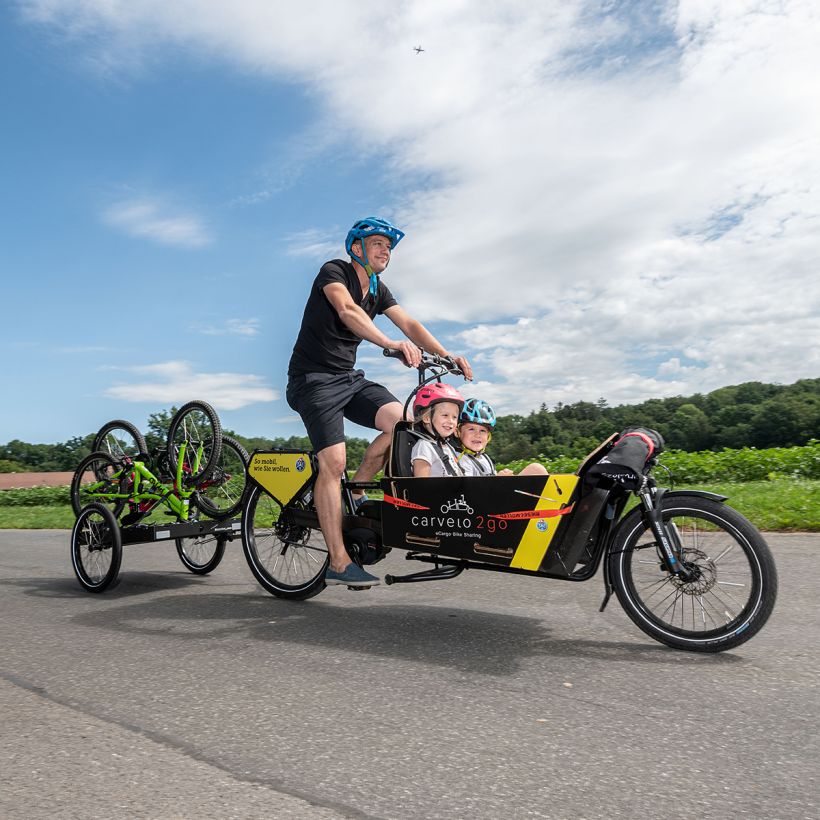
0, 477, 817, 531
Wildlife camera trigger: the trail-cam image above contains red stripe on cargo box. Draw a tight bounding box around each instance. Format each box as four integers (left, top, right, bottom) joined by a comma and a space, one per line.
489, 504, 574, 521
383, 494, 430, 510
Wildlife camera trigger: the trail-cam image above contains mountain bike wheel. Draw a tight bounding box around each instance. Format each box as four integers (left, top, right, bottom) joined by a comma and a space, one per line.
241, 484, 327, 600
175, 533, 226, 575
166, 400, 222, 487
609, 495, 777, 652
71, 503, 122, 592
70, 451, 127, 518
93, 419, 148, 460
194, 434, 249, 520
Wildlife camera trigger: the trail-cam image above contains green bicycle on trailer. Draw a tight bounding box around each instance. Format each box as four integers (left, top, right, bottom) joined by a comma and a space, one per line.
70, 400, 248, 592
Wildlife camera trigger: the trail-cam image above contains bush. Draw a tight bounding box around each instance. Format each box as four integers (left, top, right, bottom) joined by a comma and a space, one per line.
658, 440, 820, 483
0, 459, 29, 473
0, 486, 70, 507
497, 440, 820, 482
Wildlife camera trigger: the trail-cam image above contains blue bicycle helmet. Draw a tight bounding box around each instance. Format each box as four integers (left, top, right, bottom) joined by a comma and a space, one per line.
345, 216, 405, 295
460, 399, 496, 429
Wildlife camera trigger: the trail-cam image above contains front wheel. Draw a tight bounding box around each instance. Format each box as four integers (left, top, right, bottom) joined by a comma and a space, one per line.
176, 534, 226, 575
241, 484, 327, 599
71, 503, 122, 592
609, 495, 777, 652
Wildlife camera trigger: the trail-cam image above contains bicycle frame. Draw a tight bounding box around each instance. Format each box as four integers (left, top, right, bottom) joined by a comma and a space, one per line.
84, 440, 208, 522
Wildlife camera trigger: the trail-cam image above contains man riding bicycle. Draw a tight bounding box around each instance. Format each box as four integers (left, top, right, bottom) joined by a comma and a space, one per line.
286, 216, 472, 587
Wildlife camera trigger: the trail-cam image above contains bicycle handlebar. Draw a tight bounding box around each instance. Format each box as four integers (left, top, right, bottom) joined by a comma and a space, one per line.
383, 347, 465, 378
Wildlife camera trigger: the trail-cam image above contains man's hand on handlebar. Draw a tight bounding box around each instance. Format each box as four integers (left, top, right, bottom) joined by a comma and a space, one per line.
383, 347, 473, 380
387, 341, 422, 368
450, 355, 473, 381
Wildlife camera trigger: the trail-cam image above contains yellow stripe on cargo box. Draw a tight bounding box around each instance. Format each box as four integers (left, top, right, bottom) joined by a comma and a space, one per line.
509, 474, 579, 570
248, 451, 313, 505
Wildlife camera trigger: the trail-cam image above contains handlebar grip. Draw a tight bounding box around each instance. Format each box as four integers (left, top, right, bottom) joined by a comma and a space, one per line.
383, 348, 405, 359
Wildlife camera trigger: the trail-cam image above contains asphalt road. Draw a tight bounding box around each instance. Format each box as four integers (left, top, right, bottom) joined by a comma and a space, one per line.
1, 529, 817, 819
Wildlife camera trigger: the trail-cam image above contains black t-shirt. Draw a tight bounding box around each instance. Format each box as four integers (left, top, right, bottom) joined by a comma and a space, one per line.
288, 259, 398, 376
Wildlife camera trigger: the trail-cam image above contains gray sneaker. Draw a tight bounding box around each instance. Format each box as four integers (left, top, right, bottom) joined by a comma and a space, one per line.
325, 563, 380, 587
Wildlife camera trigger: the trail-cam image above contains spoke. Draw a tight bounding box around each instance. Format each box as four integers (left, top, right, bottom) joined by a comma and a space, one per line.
711, 544, 735, 564
697, 595, 707, 625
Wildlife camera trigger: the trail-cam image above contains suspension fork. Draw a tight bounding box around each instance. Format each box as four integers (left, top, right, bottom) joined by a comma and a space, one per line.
639, 487, 695, 582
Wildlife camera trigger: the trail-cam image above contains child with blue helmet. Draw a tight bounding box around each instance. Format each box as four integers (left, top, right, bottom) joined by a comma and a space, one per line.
457, 398, 548, 477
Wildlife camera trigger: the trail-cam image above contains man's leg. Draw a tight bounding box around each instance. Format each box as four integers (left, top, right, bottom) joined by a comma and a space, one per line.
351, 401, 404, 483
314, 443, 353, 573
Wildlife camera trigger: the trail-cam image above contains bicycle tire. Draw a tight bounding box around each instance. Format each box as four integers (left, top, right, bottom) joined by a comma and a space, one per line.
609, 494, 777, 652
70, 451, 127, 518
241, 484, 327, 600
194, 434, 249, 520
175, 534, 226, 575
71, 502, 122, 592
166, 400, 223, 487
93, 420, 148, 461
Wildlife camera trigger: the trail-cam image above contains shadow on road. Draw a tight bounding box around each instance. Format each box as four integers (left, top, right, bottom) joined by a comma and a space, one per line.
1, 571, 205, 599
42, 587, 745, 674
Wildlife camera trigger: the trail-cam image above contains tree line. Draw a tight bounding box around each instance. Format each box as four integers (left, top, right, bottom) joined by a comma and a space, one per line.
1, 378, 817, 472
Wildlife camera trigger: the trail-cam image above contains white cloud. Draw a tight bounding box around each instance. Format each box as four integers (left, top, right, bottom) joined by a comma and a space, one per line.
28, 0, 820, 411
284, 228, 343, 260
195, 318, 260, 337
102, 198, 211, 247
103, 360, 278, 409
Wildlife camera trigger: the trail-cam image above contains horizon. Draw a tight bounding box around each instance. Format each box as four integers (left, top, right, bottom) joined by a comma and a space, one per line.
3, 373, 816, 447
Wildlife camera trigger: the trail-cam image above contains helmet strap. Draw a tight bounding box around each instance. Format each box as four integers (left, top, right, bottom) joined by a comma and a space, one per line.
351, 241, 379, 296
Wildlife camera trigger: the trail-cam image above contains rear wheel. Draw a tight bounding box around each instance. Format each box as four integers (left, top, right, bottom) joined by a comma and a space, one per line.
241, 484, 327, 599
71, 503, 122, 592
176, 534, 226, 575
609, 495, 777, 652
70, 451, 126, 518
93, 420, 148, 461
194, 434, 248, 520
166, 401, 222, 487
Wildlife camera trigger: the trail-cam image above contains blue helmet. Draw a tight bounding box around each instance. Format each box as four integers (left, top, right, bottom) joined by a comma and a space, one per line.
345, 216, 405, 257
460, 398, 496, 429
345, 216, 405, 296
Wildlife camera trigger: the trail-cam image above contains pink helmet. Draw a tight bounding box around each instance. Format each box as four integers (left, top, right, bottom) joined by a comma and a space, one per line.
413, 382, 465, 418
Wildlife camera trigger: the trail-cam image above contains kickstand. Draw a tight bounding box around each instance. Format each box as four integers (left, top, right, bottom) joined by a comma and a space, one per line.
384, 565, 464, 585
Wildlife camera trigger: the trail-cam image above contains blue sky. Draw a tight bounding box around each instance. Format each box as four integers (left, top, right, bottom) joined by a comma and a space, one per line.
2, 1, 818, 445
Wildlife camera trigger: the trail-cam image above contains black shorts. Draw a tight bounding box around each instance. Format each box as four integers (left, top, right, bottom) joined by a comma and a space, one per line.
286, 370, 399, 453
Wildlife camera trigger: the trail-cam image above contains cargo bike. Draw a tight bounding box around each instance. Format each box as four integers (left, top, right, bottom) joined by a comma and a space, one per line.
241, 352, 777, 653
70, 401, 248, 592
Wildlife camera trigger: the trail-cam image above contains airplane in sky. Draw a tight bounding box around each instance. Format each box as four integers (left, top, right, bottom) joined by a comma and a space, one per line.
413, 45, 425, 54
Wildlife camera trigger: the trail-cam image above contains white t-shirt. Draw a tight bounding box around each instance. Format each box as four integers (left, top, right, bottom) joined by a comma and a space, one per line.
411, 438, 463, 477
458, 451, 495, 476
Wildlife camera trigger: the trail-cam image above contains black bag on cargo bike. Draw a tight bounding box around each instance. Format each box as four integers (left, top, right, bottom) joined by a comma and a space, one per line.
585, 427, 664, 491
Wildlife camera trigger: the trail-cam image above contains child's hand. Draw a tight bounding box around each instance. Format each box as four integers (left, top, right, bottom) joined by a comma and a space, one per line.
498, 467, 514, 476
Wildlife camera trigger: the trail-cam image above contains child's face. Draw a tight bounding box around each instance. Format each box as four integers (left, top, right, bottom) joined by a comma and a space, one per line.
422, 401, 460, 438
459, 422, 491, 452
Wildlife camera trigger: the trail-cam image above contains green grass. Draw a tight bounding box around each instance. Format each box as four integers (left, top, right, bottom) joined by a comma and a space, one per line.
0, 505, 76, 529
676, 478, 819, 531
1, 478, 817, 531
